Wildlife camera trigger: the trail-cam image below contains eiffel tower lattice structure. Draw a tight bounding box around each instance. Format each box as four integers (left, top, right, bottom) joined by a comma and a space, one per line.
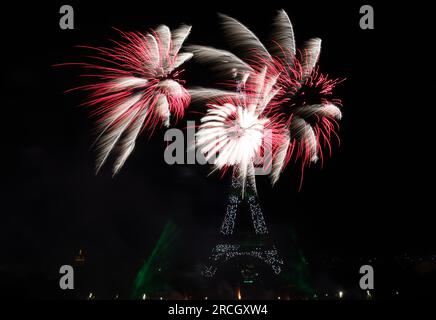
203, 173, 283, 277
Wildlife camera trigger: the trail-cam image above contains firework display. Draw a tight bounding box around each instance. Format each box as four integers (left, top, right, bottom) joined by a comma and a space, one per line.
68, 10, 343, 188
65, 8, 343, 286
64, 9, 344, 279
5, 0, 430, 304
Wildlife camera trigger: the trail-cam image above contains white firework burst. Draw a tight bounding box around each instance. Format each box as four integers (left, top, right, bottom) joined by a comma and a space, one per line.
195, 69, 283, 195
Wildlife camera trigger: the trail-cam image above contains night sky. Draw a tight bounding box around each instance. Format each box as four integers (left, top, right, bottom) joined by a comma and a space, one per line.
1, 1, 433, 298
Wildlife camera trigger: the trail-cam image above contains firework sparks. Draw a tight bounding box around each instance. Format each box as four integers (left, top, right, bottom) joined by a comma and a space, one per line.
264, 54, 344, 185
69, 25, 192, 175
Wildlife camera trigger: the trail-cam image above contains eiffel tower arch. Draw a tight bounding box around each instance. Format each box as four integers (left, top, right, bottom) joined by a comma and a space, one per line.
203, 173, 283, 277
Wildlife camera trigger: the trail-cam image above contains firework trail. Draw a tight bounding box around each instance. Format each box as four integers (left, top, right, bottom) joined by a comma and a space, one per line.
189, 10, 344, 187
66, 25, 193, 175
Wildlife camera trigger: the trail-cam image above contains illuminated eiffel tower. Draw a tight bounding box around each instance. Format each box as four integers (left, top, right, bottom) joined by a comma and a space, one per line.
203, 173, 283, 277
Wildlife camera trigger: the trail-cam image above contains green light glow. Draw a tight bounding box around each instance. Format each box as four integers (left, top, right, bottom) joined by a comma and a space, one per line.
280, 225, 314, 296
131, 221, 179, 299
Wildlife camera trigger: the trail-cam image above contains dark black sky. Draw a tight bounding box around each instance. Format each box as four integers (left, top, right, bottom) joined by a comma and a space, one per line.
1, 1, 433, 298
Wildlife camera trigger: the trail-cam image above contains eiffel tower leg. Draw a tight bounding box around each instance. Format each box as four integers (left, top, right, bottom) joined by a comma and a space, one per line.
203, 174, 241, 277
246, 189, 283, 274
248, 195, 268, 235
220, 174, 242, 235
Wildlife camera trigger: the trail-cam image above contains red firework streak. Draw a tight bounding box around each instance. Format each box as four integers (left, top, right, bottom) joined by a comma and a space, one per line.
244, 43, 344, 188
60, 25, 193, 175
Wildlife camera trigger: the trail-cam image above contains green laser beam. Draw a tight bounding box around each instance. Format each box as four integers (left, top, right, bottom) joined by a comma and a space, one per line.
132, 220, 179, 299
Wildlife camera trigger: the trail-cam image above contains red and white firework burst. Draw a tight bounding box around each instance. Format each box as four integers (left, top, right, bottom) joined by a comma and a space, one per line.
71, 25, 192, 174
263, 49, 344, 185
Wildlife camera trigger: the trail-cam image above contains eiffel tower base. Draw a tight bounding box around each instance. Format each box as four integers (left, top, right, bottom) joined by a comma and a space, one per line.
202, 243, 283, 277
